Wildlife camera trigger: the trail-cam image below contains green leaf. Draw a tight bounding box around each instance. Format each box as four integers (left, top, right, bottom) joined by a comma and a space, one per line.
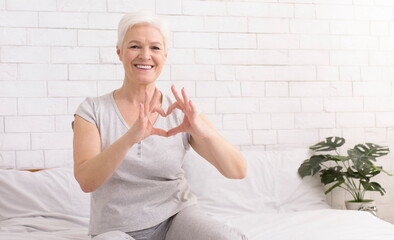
298, 155, 327, 178
324, 181, 344, 194
348, 149, 374, 169
346, 167, 361, 179
366, 170, 381, 178
354, 143, 389, 158
310, 136, 345, 152
373, 166, 393, 176
360, 181, 386, 196
321, 167, 345, 194
320, 166, 344, 185
327, 155, 348, 162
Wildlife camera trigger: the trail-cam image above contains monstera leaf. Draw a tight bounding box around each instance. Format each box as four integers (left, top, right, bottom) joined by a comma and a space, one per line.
360, 181, 386, 196
354, 143, 389, 158
298, 155, 328, 178
348, 148, 374, 169
346, 167, 361, 179
327, 155, 348, 162
310, 136, 345, 152
374, 166, 393, 176
320, 166, 345, 185
346, 166, 380, 180
320, 166, 345, 194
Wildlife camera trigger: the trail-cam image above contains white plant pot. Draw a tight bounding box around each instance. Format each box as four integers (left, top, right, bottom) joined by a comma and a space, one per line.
345, 200, 377, 215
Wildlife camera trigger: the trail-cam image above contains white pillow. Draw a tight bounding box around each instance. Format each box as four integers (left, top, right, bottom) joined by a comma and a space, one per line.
271, 150, 330, 212
0, 168, 90, 221
183, 149, 329, 217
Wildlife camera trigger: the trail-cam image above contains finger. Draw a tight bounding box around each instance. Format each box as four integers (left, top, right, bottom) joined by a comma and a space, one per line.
181, 87, 189, 106
139, 103, 145, 119
167, 125, 185, 137
189, 100, 198, 115
171, 85, 184, 106
181, 88, 192, 112
153, 106, 166, 117
144, 91, 149, 116
151, 127, 168, 137
149, 88, 160, 112
167, 102, 182, 116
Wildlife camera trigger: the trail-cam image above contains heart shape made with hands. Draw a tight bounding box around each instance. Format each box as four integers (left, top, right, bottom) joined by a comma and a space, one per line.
140, 85, 200, 139
150, 103, 184, 137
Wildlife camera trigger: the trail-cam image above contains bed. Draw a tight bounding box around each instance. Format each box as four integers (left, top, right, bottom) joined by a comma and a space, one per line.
0, 167, 91, 240
1, 149, 394, 240
183, 149, 394, 240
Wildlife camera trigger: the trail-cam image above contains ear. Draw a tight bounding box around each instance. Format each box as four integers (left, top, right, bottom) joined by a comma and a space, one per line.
116, 45, 122, 61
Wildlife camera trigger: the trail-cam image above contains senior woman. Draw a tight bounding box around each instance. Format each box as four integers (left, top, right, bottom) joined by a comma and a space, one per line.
73, 11, 247, 240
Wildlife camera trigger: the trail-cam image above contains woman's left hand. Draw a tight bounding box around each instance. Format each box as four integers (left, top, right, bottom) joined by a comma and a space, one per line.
166, 85, 212, 138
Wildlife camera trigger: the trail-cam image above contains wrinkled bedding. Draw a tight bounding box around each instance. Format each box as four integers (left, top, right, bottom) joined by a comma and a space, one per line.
0, 213, 89, 240
1, 150, 394, 240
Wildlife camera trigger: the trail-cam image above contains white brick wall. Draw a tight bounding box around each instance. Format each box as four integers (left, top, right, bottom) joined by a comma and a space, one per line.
1, 0, 394, 224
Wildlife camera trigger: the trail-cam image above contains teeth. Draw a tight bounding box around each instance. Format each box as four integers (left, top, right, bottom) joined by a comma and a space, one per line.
135, 65, 153, 69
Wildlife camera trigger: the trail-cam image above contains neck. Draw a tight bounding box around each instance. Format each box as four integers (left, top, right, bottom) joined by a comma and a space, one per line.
115, 78, 159, 106
116, 82, 155, 104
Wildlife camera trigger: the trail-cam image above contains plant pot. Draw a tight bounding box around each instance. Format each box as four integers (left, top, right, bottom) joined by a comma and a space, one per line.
345, 200, 377, 215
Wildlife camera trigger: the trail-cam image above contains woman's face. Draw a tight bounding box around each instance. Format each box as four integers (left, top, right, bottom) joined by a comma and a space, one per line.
117, 23, 167, 85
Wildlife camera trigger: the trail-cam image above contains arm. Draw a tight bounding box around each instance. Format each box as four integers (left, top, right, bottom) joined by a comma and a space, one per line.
73, 115, 136, 193
189, 115, 247, 179
167, 86, 247, 179
73, 90, 166, 192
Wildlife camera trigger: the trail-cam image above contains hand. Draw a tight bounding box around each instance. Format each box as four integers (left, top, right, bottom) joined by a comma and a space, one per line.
166, 85, 211, 138
127, 88, 167, 143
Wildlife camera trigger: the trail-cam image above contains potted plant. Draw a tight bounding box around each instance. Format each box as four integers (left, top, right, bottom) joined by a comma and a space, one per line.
298, 136, 392, 213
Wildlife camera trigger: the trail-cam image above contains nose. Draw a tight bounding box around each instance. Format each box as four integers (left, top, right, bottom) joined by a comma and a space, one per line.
138, 47, 151, 61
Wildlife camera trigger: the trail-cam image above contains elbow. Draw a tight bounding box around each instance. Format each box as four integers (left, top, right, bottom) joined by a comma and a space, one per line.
225, 159, 247, 179
80, 184, 95, 193
239, 168, 247, 179
234, 154, 247, 179
224, 169, 246, 179
233, 165, 247, 179
74, 172, 96, 193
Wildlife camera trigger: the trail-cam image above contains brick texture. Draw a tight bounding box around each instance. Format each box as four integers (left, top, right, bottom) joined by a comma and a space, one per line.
1, 0, 394, 224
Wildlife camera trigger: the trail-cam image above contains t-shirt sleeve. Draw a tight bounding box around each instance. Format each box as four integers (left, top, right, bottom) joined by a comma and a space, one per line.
74, 97, 97, 127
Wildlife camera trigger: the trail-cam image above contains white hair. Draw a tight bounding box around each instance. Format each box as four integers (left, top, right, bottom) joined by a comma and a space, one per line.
117, 11, 170, 50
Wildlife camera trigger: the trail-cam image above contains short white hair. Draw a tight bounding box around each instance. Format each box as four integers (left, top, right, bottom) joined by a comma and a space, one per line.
117, 11, 170, 50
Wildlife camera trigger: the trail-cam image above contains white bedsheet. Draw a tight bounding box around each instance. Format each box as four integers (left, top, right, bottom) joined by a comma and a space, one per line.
0, 212, 90, 240
1, 209, 393, 240
218, 209, 394, 240
1, 153, 394, 240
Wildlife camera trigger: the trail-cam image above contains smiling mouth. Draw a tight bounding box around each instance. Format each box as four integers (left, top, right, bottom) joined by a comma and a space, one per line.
135, 64, 153, 70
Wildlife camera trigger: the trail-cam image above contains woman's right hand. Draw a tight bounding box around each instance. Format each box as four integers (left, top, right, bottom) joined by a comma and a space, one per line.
126, 88, 167, 143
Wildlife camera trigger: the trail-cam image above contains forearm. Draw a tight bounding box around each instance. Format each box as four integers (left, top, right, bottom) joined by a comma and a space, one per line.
191, 131, 247, 179
74, 132, 137, 192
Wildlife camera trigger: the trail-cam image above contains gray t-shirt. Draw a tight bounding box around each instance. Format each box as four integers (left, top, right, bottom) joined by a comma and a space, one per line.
75, 91, 197, 235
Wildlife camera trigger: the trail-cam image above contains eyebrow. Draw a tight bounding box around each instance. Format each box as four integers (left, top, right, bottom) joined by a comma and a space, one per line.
128, 40, 163, 46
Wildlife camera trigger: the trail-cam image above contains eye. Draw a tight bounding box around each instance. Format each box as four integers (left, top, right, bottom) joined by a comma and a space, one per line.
151, 46, 161, 50
129, 45, 140, 49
